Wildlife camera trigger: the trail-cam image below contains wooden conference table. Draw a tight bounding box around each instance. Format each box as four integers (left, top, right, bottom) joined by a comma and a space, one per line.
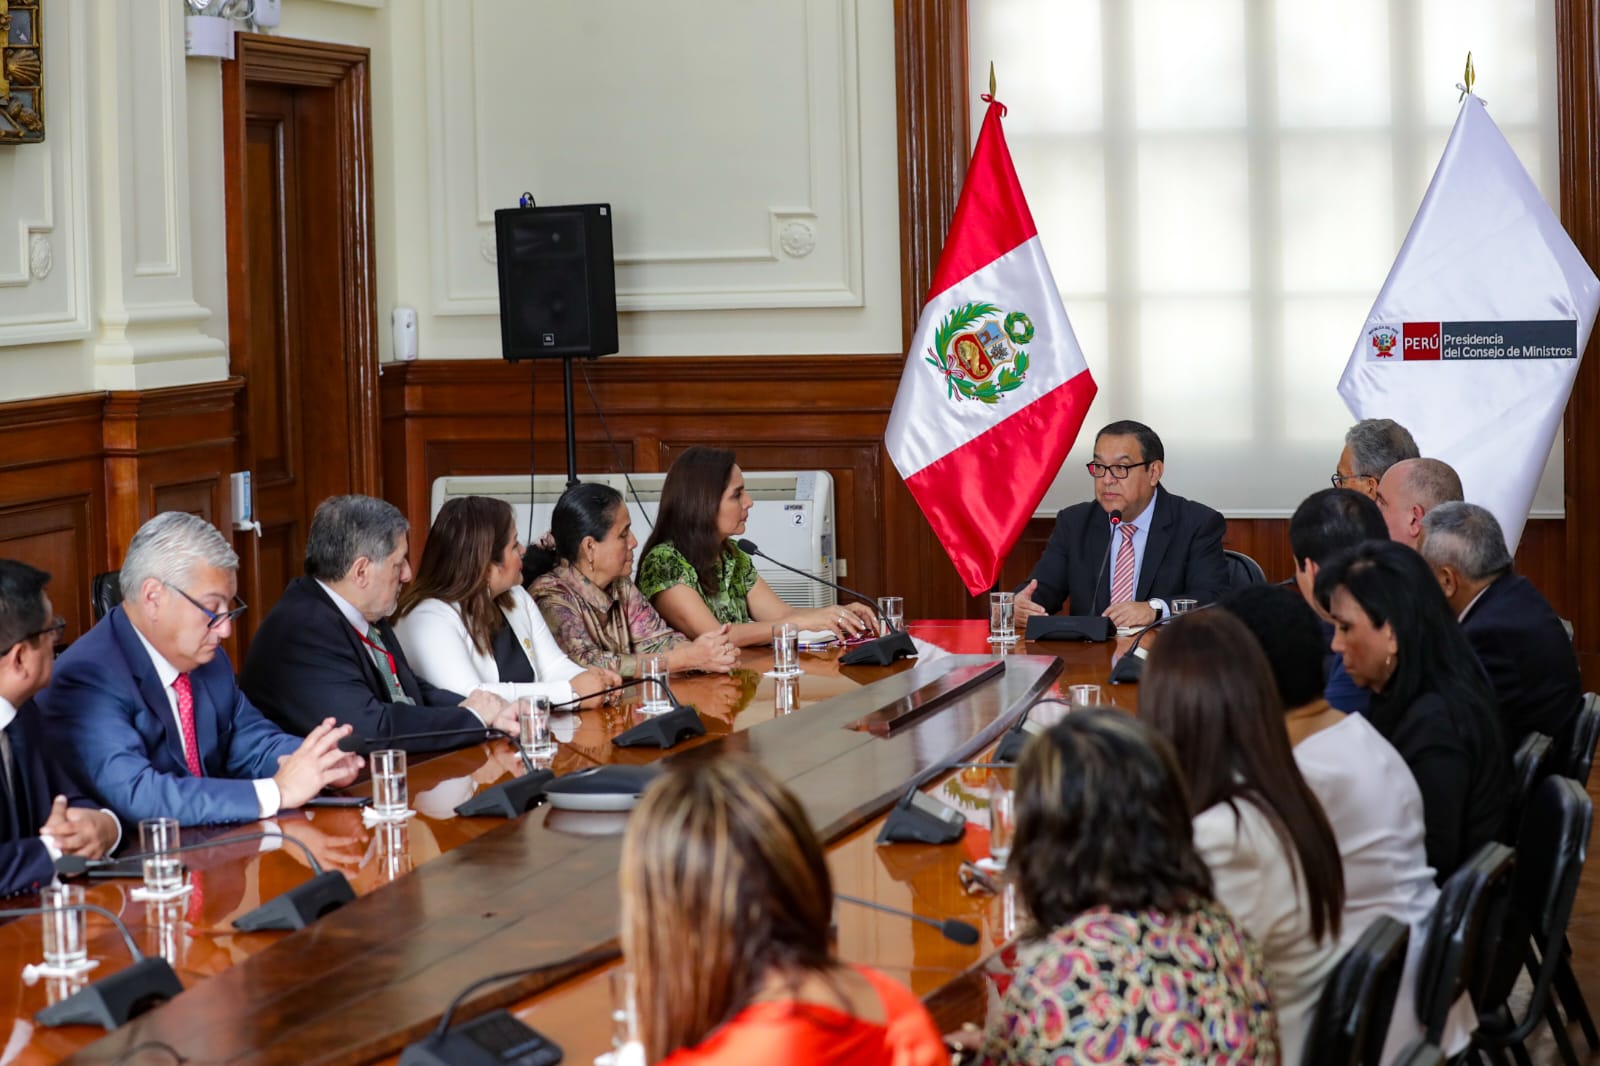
0, 621, 1137, 1065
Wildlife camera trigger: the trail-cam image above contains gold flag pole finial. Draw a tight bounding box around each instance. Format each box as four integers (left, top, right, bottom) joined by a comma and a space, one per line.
1464, 51, 1476, 95
988, 61, 997, 98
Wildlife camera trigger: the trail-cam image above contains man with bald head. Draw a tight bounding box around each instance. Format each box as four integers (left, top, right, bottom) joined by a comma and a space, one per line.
1420, 502, 1580, 742
1376, 458, 1464, 550
1333, 418, 1419, 501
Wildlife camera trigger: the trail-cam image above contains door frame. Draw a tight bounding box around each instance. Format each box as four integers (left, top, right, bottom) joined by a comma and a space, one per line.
221, 33, 381, 497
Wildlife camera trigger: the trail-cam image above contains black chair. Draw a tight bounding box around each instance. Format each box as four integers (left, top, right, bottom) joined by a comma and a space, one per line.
1224, 548, 1266, 588
90, 571, 121, 622
1387, 1040, 1444, 1066
1413, 841, 1516, 1046
1555, 692, 1600, 785
1473, 776, 1593, 1066
1499, 732, 1553, 844
1300, 916, 1409, 1066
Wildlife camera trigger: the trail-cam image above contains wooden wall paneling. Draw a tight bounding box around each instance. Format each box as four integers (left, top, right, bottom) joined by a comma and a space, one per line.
1556, 0, 1600, 686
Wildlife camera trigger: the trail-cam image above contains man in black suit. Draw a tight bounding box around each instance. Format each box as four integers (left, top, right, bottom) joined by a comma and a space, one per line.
1420, 501, 1581, 742
1288, 487, 1389, 716
0, 561, 120, 894
241, 495, 517, 752
1015, 420, 1228, 628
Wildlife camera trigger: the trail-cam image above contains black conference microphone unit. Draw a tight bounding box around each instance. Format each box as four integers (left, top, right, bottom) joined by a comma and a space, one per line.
834, 893, 980, 946
398, 945, 621, 1066
553, 678, 706, 750
735, 538, 916, 666
0, 901, 184, 1029
1023, 511, 1119, 643
338, 725, 504, 754
1107, 601, 1217, 685
994, 697, 1075, 764
57, 829, 356, 932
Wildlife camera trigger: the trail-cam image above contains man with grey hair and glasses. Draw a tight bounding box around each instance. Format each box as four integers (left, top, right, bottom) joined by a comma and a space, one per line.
37, 513, 363, 827
1332, 418, 1419, 501
241, 495, 516, 750
1420, 501, 1580, 742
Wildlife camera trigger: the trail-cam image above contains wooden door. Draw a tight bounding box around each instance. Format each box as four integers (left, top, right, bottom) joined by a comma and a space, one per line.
223, 37, 380, 656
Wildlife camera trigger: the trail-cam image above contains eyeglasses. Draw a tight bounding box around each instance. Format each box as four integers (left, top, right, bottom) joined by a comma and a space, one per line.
163, 582, 248, 630
1329, 472, 1376, 489
0, 616, 65, 658
1086, 461, 1152, 480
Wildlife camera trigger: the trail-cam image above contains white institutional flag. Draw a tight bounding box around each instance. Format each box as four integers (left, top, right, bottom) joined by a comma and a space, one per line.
1338, 94, 1600, 552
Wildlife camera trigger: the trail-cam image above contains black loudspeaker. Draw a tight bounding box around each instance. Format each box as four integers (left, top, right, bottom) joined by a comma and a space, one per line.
455, 769, 555, 818
232, 871, 356, 932
494, 203, 619, 360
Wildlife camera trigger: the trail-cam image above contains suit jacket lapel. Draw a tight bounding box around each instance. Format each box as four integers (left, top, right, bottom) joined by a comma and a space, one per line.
111, 609, 193, 774
1137, 489, 1176, 601
305, 579, 390, 698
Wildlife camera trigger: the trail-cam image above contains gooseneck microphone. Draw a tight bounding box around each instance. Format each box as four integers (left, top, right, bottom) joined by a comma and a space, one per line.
339, 725, 503, 754
56, 828, 357, 932
553, 677, 705, 751
834, 893, 981, 946
1089, 509, 1123, 616
398, 945, 621, 1066
738, 538, 916, 665
0, 902, 184, 1029
994, 697, 1074, 763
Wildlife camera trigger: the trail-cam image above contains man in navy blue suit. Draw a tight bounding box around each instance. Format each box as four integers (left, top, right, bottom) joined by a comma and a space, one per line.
1288, 488, 1389, 716
1421, 502, 1582, 742
0, 561, 120, 894
37, 513, 363, 827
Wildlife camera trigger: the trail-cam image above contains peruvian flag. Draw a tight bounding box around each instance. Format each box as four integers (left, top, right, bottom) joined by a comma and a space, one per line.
886, 95, 1097, 595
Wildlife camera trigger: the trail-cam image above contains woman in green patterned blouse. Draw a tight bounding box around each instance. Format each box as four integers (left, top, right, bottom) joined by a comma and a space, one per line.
637, 447, 878, 647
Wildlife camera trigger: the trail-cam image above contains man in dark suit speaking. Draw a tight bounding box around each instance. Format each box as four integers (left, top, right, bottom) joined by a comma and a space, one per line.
1016, 420, 1228, 628
38, 513, 362, 827
1420, 501, 1581, 742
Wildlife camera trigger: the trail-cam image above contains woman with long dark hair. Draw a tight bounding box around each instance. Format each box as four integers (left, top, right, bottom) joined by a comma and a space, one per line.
620, 756, 946, 1065
1141, 609, 1346, 1065
1315, 539, 1511, 880
526, 483, 738, 677
637, 447, 878, 646
392, 496, 619, 705
979, 710, 1277, 1064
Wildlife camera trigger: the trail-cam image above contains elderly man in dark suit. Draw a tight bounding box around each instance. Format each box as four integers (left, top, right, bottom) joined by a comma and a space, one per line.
1015, 420, 1229, 628
1420, 501, 1581, 742
240, 494, 515, 751
0, 561, 120, 893
37, 513, 361, 827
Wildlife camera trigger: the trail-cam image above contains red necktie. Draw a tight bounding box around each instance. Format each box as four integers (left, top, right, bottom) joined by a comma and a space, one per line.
1109, 523, 1139, 604
172, 673, 204, 778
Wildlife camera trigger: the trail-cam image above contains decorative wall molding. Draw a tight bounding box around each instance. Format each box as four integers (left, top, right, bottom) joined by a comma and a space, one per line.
422, 0, 866, 315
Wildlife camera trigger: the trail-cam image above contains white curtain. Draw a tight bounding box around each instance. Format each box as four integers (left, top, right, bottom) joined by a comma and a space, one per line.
968, 0, 1560, 517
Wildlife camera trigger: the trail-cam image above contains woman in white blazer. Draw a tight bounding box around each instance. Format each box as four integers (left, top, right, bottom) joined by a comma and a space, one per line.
393, 496, 619, 706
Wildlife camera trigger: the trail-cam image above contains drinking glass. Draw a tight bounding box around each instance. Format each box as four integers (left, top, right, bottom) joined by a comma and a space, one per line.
517, 696, 557, 758
640, 654, 673, 714
989, 785, 1016, 869
138, 816, 184, 896
1172, 598, 1198, 615
876, 595, 904, 635
371, 749, 409, 819
988, 591, 1017, 645
771, 623, 800, 678
1067, 683, 1104, 709
41, 883, 87, 969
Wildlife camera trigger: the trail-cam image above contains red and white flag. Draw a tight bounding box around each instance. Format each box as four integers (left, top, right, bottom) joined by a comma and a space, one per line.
886, 96, 1098, 595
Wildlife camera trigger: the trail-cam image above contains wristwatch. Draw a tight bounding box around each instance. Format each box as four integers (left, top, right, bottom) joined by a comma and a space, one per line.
1148, 598, 1168, 619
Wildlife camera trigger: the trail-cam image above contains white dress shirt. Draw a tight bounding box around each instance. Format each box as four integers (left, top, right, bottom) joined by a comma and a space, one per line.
130, 625, 280, 818
392, 586, 584, 705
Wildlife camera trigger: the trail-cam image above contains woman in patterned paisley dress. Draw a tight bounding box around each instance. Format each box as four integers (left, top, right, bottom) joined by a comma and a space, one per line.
979, 710, 1278, 1065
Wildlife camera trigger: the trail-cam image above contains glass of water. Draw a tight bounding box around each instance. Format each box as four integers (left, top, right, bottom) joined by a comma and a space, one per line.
41, 882, 87, 969
989, 785, 1016, 869
1068, 683, 1104, 709
771, 623, 800, 678
639, 654, 673, 714
371, 749, 409, 819
988, 591, 1017, 645
876, 595, 904, 635
1172, 598, 1198, 615
138, 816, 184, 897
518, 696, 557, 758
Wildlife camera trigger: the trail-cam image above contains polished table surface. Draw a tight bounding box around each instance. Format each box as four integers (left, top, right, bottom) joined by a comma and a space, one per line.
0, 621, 1136, 1065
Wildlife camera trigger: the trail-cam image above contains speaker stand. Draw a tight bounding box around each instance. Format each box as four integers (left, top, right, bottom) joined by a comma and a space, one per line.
561, 356, 580, 487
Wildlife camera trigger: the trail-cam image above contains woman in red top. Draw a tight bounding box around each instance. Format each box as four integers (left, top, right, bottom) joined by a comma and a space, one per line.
620, 756, 948, 1066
